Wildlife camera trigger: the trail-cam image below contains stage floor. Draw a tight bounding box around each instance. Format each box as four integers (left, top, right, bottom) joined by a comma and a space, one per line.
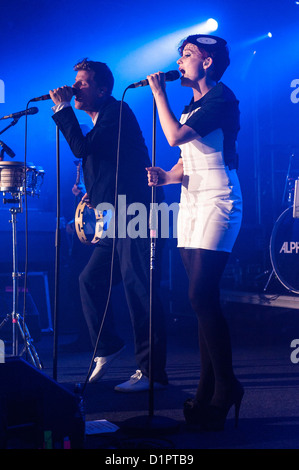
7, 296, 299, 451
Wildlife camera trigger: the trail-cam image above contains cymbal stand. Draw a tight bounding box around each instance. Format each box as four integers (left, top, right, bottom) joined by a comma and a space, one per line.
0, 192, 42, 368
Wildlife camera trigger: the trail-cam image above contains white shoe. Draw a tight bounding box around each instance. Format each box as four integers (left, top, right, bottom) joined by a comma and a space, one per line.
88, 346, 126, 383
114, 370, 167, 393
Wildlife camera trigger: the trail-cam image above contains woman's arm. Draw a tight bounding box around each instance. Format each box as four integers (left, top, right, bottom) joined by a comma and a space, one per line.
147, 72, 199, 147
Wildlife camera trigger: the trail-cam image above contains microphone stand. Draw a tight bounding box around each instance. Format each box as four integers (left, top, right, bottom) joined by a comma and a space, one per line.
0, 118, 18, 160
0, 118, 20, 139
122, 96, 178, 436
0, 109, 42, 367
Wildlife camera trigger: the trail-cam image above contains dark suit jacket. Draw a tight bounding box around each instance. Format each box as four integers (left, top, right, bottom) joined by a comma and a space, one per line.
52, 96, 155, 209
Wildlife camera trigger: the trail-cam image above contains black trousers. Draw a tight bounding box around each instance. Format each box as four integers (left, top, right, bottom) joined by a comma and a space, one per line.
79, 233, 168, 385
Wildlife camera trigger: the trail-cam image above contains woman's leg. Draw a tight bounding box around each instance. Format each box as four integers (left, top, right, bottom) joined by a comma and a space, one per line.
180, 248, 215, 403
180, 247, 235, 407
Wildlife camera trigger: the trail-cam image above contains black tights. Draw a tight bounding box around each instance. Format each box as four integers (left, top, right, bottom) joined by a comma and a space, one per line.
180, 247, 236, 407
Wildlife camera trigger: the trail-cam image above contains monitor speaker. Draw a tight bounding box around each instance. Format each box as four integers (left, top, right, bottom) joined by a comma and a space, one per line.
0, 357, 85, 449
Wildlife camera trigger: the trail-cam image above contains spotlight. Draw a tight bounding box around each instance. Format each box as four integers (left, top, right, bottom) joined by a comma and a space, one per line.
205, 18, 218, 32
236, 31, 274, 50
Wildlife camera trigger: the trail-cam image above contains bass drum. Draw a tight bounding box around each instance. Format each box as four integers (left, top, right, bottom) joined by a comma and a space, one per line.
270, 207, 299, 294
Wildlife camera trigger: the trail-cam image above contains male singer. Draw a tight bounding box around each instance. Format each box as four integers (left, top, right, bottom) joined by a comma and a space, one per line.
49, 58, 168, 392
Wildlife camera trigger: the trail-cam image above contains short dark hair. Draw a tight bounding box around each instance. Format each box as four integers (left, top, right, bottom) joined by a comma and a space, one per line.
73, 58, 114, 94
178, 34, 230, 82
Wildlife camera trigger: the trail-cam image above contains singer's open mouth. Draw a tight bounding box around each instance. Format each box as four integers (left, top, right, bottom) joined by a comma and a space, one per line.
179, 68, 185, 76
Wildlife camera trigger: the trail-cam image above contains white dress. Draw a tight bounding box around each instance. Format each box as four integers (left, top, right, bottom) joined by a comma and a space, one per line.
176, 84, 243, 252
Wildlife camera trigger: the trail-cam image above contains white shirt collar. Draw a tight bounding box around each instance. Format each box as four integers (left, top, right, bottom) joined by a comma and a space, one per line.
92, 112, 99, 126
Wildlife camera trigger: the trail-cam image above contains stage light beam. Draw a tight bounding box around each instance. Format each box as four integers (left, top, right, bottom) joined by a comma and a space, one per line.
235, 32, 274, 50
118, 19, 220, 81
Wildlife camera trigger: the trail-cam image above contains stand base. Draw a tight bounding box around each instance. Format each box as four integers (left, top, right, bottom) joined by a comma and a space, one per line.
0, 313, 43, 369
121, 415, 179, 436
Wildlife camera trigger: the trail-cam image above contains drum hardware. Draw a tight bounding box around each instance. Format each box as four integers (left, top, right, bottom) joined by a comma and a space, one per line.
264, 205, 299, 295
0, 161, 45, 197
263, 269, 275, 292
293, 178, 299, 218
0, 163, 44, 368
0, 108, 43, 367
281, 153, 295, 208
264, 153, 299, 294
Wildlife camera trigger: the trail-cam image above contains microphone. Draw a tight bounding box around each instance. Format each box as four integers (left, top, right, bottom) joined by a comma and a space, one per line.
0, 107, 39, 120
0, 140, 16, 158
30, 88, 78, 102
128, 70, 180, 89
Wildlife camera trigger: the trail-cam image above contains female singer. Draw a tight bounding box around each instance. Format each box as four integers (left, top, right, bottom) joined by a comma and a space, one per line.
146, 34, 243, 431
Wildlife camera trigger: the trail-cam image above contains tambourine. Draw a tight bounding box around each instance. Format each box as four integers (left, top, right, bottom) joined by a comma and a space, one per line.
75, 199, 105, 245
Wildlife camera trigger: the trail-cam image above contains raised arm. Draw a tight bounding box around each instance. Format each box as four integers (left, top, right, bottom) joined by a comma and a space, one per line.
147, 72, 199, 147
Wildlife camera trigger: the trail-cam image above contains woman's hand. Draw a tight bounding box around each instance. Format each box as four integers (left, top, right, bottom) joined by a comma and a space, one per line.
146, 159, 184, 186
146, 166, 169, 186
146, 72, 166, 97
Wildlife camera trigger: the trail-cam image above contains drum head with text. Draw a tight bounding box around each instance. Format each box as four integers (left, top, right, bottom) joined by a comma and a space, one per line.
270, 207, 299, 294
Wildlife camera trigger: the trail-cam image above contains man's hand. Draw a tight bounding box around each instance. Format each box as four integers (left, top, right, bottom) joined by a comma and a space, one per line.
72, 183, 84, 196
82, 192, 93, 209
49, 85, 74, 105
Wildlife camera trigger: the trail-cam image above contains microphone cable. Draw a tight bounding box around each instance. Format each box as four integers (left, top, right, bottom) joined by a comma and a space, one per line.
81, 85, 131, 395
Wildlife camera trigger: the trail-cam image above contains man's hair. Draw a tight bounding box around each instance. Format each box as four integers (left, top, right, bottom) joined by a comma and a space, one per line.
73, 58, 114, 94
178, 35, 230, 82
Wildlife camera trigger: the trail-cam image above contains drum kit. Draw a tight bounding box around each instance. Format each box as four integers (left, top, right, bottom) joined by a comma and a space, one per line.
265, 174, 299, 295
0, 159, 44, 368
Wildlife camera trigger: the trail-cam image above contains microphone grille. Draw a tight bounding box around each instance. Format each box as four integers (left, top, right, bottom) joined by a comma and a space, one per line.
165, 70, 180, 81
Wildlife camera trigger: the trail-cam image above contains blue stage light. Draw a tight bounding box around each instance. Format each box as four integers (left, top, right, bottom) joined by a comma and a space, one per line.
206, 18, 218, 32
118, 19, 221, 82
